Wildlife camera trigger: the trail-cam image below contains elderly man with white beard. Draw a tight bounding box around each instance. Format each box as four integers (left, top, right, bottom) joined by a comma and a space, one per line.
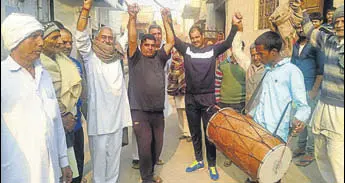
75, 0, 132, 182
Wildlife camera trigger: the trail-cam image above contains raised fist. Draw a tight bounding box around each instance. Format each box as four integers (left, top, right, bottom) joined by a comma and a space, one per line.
232, 12, 243, 31
161, 8, 171, 18
161, 8, 172, 23
128, 3, 140, 17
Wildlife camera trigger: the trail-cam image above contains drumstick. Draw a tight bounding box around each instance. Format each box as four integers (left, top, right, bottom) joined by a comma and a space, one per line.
153, 0, 165, 8
274, 135, 294, 175
213, 105, 221, 110
206, 105, 221, 112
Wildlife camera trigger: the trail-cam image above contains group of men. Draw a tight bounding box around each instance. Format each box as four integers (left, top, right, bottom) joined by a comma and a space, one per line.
1, 0, 343, 182
2, 0, 131, 182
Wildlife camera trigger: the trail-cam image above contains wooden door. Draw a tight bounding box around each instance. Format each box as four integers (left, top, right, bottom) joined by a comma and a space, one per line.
304, 0, 325, 15
289, 0, 325, 15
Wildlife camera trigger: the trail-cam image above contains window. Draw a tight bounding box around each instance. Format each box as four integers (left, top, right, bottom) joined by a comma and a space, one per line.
258, 0, 279, 29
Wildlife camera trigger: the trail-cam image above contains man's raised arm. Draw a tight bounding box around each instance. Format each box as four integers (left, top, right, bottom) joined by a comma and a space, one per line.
127, 3, 140, 58
77, 0, 92, 32
162, 8, 175, 55
232, 15, 250, 71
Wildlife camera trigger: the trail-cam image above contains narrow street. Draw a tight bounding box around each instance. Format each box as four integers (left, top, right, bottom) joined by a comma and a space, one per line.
81, 98, 326, 183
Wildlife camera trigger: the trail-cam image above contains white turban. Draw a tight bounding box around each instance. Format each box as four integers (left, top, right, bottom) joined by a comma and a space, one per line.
1, 13, 44, 51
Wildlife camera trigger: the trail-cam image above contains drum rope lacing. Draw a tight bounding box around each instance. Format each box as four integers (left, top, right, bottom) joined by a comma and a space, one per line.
209, 106, 292, 180
210, 108, 278, 176
210, 110, 272, 175
212, 109, 286, 176
217, 109, 275, 150
210, 116, 256, 172
215, 125, 271, 152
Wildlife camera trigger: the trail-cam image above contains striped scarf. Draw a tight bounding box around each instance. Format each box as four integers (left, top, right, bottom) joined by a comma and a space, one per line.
167, 51, 186, 96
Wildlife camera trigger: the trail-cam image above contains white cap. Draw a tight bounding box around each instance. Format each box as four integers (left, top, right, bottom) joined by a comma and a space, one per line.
1, 13, 44, 51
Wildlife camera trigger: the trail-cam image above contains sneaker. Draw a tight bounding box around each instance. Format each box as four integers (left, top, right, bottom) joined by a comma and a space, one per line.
209, 167, 219, 180
132, 160, 140, 169
185, 161, 204, 172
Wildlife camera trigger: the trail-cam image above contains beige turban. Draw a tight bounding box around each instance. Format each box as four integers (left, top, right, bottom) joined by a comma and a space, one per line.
1, 13, 43, 51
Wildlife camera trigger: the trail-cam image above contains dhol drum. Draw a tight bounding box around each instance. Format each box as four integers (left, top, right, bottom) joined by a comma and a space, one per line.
207, 107, 292, 183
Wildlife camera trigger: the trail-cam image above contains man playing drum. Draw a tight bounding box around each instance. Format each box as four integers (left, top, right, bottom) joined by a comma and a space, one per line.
246, 31, 311, 183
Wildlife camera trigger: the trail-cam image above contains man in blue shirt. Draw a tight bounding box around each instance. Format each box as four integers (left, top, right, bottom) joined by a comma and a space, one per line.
291, 24, 323, 167
60, 27, 85, 183
250, 31, 311, 142
246, 31, 311, 183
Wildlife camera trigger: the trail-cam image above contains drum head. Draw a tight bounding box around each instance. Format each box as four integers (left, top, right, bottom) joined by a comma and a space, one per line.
257, 144, 292, 183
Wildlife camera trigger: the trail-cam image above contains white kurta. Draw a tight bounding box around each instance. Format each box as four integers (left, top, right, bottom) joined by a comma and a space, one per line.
75, 30, 132, 136
1, 57, 69, 183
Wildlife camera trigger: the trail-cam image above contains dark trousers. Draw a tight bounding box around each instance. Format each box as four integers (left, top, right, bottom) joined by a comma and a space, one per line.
72, 127, 84, 183
131, 110, 165, 183
185, 93, 217, 167
218, 102, 245, 113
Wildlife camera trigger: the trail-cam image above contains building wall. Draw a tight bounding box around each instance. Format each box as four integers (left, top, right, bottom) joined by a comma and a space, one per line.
54, 0, 94, 58
225, 0, 267, 56
334, 0, 343, 7
188, 0, 202, 7
183, 18, 195, 38
206, 3, 216, 30
54, 0, 125, 57
205, 1, 225, 33
224, 0, 343, 56
109, 10, 124, 37
215, 9, 225, 32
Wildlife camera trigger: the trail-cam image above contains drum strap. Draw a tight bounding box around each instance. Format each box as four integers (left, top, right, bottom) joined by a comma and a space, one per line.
244, 70, 268, 114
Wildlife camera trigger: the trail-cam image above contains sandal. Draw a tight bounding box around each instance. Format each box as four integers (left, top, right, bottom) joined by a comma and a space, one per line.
224, 159, 232, 167
153, 175, 163, 183
295, 154, 314, 167
293, 148, 306, 158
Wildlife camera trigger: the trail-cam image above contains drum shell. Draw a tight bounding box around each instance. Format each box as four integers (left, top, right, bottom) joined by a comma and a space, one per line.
207, 108, 285, 180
